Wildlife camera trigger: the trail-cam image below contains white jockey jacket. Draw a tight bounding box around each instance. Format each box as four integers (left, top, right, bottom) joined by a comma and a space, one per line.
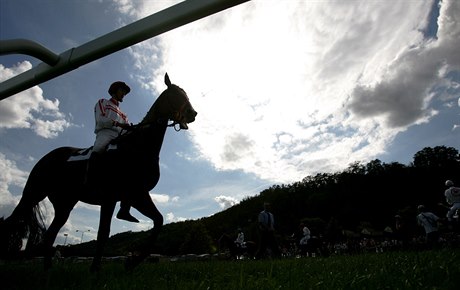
94, 98, 129, 134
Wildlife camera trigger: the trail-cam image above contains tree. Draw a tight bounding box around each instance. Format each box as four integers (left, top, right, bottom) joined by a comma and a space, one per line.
179, 221, 214, 254
413, 146, 459, 169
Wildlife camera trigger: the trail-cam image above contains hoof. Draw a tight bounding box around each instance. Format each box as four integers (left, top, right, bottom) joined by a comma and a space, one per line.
116, 212, 139, 223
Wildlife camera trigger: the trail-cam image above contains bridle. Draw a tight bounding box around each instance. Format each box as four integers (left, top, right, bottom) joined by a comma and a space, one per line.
169, 120, 187, 132
168, 92, 192, 131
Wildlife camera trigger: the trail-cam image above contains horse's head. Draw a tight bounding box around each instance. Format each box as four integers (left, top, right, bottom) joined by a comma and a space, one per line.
154, 73, 197, 130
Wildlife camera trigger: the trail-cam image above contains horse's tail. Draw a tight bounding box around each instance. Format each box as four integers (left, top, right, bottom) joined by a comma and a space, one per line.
0, 194, 47, 258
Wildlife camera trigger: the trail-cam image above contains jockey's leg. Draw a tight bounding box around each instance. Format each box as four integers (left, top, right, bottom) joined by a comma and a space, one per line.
117, 202, 139, 223
84, 151, 102, 186
85, 132, 112, 186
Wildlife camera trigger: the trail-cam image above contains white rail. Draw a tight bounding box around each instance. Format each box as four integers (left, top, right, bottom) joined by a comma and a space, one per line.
0, 0, 250, 100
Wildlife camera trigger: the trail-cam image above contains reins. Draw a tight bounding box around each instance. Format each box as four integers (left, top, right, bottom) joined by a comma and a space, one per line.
117, 118, 183, 139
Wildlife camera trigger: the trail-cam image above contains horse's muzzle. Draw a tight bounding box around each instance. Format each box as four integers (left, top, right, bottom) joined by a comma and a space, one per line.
179, 109, 197, 130
185, 109, 197, 123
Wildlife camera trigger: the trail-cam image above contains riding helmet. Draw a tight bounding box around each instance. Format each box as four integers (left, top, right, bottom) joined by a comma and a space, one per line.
108, 81, 131, 95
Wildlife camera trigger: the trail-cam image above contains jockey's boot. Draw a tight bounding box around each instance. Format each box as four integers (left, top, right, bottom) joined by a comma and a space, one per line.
116, 203, 139, 223
84, 152, 101, 187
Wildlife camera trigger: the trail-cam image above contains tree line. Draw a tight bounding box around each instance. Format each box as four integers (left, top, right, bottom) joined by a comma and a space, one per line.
63, 146, 459, 257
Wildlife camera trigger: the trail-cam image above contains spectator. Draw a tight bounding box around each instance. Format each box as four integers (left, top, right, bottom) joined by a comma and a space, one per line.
255, 202, 280, 259
416, 205, 440, 248
299, 225, 311, 255
444, 180, 460, 223
234, 227, 246, 248
300, 225, 311, 244
394, 214, 410, 249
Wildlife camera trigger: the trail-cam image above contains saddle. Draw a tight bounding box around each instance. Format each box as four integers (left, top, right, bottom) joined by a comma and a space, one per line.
67, 127, 137, 162
67, 144, 118, 162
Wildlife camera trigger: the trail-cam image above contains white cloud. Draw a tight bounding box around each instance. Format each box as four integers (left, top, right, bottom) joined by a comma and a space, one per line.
74, 202, 100, 212
214, 195, 238, 210
149, 192, 180, 204
0, 153, 27, 217
0, 152, 57, 232
347, 0, 460, 129
165, 212, 187, 223
121, 0, 459, 184
0, 62, 73, 138
166, 212, 175, 223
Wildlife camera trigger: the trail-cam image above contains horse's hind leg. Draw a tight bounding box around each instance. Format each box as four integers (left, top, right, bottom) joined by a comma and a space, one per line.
43, 202, 75, 270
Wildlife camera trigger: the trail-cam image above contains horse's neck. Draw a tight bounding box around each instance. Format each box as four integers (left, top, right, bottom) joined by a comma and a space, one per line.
142, 95, 168, 124
146, 120, 168, 155
138, 94, 169, 156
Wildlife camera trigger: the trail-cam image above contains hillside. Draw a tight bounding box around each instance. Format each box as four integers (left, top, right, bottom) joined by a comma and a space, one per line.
62, 145, 459, 257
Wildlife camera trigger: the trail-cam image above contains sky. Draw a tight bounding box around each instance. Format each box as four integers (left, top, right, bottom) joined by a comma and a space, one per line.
0, 0, 459, 246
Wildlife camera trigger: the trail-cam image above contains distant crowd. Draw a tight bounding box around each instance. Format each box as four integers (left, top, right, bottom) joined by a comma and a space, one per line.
229, 179, 460, 259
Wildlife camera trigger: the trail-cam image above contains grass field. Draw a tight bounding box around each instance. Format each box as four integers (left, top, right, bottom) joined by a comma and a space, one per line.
1, 249, 459, 290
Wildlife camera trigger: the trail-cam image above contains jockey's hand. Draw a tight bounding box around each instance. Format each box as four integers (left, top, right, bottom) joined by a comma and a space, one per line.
118, 123, 133, 130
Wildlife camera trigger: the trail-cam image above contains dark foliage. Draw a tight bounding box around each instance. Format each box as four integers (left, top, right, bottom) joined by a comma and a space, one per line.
64, 146, 459, 256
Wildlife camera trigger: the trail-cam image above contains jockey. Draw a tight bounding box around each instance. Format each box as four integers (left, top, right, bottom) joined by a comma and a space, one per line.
85, 81, 138, 223
444, 180, 460, 222
93, 81, 132, 151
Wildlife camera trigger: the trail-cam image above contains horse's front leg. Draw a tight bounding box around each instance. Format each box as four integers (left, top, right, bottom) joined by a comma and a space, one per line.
125, 191, 163, 270
90, 201, 115, 273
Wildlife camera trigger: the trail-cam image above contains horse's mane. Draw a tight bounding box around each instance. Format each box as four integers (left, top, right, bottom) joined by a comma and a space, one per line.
141, 97, 160, 124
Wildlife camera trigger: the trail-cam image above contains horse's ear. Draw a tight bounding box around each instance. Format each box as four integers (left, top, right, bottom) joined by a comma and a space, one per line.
165, 73, 171, 88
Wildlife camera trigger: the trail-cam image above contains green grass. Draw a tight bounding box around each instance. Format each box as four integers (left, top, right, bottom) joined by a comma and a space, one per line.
1, 249, 459, 290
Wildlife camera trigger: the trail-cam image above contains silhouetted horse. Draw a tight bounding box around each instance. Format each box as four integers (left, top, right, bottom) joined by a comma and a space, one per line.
218, 234, 257, 260
0, 74, 197, 271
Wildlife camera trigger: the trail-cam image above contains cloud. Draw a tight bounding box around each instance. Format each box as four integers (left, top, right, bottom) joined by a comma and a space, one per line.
149, 193, 170, 203
165, 212, 187, 223
347, 1, 460, 128
0, 153, 57, 232
149, 192, 180, 204
221, 133, 254, 163
121, 0, 459, 184
0, 62, 73, 138
214, 195, 238, 210
0, 153, 27, 217
348, 0, 460, 131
